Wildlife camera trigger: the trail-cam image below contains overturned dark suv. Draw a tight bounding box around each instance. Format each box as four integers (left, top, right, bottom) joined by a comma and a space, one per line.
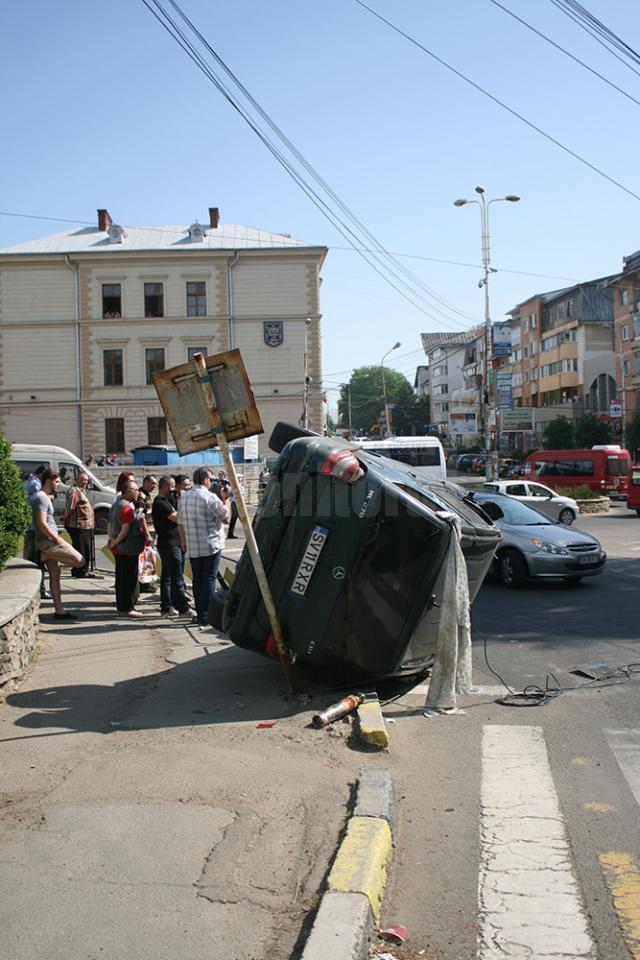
214, 424, 501, 680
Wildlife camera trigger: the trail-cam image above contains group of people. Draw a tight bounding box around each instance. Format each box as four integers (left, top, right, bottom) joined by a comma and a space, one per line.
105, 468, 233, 627
24, 458, 250, 628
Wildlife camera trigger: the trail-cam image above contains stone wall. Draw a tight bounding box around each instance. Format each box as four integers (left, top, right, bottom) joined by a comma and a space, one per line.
0, 559, 41, 688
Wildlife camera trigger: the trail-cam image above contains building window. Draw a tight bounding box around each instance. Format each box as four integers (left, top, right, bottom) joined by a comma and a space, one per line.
530, 312, 537, 327
147, 416, 167, 445
186, 281, 206, 317
621, 288, 629, 306
102, 284, 122, 318
187, 346, 208, 362
523, 345, 529, 358
145, 347, 165, 384
103, 349, 123, 386
567, 299, 574, 319
622, 324, 629, 341
623, 359, 629, 377
433, 383, 448, 396
634, 317, 640, 339
144, 282, 164, 318
636, 354, 640, 376
105, 418, 125, 453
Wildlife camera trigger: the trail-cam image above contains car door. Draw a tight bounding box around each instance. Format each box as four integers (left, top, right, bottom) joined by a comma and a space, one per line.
525, 482, 559, 521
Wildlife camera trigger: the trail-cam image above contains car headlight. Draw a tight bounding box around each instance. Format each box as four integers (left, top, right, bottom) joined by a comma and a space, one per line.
531, 538, 570, 556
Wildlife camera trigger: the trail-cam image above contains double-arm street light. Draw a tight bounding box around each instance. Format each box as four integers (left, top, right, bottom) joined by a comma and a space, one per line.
381, 341, 401, 436
454, 186, 519, 480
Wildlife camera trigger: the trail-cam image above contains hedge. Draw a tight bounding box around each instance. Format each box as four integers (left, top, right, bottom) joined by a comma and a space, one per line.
0, 434, 31, 572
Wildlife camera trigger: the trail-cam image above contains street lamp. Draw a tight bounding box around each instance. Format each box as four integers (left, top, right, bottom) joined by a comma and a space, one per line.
381, 341, 401, 436
454, 186, 520, 480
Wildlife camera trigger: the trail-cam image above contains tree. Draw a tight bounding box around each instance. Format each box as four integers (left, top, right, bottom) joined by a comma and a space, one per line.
574, 414, 613, 448
624, 415, 640, 461
338, 366, 412, 434
542, 416, 574, 450
0, 434, 31, 572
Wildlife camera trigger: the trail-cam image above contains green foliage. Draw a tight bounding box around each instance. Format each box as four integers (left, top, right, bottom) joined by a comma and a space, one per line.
338, 366, 430, 435
556, 484, 601, 500
0, 434, 31, 572
624, 415, 640, 462
574, 413, 613, 448
542, 416, 574, 450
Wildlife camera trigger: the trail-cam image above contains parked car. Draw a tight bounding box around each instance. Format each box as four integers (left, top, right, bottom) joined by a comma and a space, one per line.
498, 458, 521, 478
471, 491, 606, 587
472, 455, 487, 475
482, 480, 579, 525
456, 453, 480, 473
214, 424, 501, 680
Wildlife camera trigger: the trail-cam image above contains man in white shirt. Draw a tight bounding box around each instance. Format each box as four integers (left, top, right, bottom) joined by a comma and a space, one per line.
177, 467, 230, 626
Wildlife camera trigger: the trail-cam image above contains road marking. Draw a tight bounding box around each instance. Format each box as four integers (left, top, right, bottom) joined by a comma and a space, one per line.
606, 729, 640, 808
583, 802, 615, 813
409, 683, 506, 698
599, 852, 640, 960
479, 725, 594, 959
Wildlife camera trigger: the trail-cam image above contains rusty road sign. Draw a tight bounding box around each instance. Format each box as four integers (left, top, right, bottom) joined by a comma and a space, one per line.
152, 349, 263, 455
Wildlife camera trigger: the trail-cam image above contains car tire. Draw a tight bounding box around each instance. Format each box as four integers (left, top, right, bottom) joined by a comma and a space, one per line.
558, 508, 575, 525
269, 421, 319, 453
636, 509, 640, 518
500, 549, 527, 588
94, 508, 109, 534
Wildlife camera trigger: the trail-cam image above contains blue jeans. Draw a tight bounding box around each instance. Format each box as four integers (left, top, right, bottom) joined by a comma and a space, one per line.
190, 552, 221, 625
158, 541, 190, 613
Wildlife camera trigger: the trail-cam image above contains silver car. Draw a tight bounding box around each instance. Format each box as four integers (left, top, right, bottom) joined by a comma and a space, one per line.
482, 479, 578, 525
472, 492, 606, 587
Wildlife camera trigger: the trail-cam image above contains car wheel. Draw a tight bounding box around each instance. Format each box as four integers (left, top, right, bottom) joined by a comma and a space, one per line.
558, 508, 575, 525
636, 509, 640, 518
94, 508, 109, 534
500, 549, 528, 588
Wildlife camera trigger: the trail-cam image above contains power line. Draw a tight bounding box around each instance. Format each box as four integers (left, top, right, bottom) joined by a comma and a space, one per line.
488, 0, 640, 108
353, 0, 640, 203
140, 0, 475, 332
549, 0, 640, 78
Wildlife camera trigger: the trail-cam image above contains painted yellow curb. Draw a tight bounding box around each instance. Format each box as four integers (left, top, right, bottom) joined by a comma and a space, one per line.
600, 851, 640, 960
357, 699, 389, 750
327, 816, 392, 923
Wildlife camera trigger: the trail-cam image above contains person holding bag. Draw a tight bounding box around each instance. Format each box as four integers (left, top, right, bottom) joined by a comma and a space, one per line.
106, 480, 148, 618
64, 470, 96, 578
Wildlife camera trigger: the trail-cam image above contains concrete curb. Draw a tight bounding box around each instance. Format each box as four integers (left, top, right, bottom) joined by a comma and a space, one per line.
356, 691, 390, 750
300, 766, 396, 960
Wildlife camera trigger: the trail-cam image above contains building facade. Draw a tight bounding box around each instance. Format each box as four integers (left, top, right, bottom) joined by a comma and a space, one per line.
420, 324, 485, 444
0, 208, 327, 460
608, 249, 640, 430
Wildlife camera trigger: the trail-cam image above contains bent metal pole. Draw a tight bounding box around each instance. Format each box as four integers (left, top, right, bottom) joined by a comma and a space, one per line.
192, 353, 295, 693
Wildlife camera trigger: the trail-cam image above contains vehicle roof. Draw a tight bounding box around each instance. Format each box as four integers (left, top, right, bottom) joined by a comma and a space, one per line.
357, 436, 443, 448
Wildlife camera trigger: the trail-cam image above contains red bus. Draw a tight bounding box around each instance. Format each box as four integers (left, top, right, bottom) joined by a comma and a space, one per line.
523, 445, 632, 497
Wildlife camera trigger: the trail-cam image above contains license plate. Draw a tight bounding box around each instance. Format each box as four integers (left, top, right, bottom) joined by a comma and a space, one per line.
578, 554, 599, 565
290, 525, 329, 596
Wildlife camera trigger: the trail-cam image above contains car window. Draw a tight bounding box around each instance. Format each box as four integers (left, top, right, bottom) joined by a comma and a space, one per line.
484, 483, 499, 492
507, 484, 527, 496
58, 462, 78, 486
476, 496, 552, 526
528, 484, 550, 498
14, 460, 44, 482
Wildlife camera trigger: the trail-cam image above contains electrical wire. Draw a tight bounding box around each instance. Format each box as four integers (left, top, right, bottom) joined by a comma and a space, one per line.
353, 0, 640, 204
487, 0, 640, 109
140, 0, 475, 333
549, 0, 640, 79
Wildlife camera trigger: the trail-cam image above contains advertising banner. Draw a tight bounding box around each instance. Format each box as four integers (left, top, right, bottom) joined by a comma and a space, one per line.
500, 408, 534, 432
450, 411, 478, 436
496, 372, 513, 410
493, 322, 512, 358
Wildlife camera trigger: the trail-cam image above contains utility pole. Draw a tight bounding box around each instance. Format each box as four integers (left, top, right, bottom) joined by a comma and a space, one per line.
454, 188, 520, 480
381, 341, 401, 437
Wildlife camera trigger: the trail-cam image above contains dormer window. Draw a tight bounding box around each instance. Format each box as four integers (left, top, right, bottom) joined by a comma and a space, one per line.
187, 222, 205, 243
107, 224, 127, 244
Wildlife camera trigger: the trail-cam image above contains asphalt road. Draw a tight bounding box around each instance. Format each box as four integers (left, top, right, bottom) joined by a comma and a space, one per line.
378, 502, 640, 959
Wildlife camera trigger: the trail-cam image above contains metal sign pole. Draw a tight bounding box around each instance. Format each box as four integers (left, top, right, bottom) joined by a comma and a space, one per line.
192, 354, 295, 693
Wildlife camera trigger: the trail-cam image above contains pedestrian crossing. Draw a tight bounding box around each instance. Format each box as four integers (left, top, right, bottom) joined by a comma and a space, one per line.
475, 724, 640, 960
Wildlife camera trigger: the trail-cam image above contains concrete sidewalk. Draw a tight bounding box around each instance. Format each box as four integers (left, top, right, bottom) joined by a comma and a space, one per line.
0, 569, 382, 960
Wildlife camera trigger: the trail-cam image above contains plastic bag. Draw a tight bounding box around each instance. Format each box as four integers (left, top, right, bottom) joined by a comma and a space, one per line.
138, 546, 157, 584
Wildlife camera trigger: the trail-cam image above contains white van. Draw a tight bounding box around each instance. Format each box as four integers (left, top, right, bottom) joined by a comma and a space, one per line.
12, 443, 117, 533
355, 436, 447, 482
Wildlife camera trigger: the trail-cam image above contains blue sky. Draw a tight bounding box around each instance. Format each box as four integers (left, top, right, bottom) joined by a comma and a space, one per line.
2, 0, 639, 407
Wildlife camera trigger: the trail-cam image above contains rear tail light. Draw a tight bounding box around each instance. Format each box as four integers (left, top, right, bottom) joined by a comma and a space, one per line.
319, 449, 365, 484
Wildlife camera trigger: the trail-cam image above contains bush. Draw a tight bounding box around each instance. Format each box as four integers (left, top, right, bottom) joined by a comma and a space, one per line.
556, 484, 601, 500
0, 434, 31, 572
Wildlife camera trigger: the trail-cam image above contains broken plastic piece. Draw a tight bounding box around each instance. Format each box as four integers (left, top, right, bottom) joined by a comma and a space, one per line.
256, 722, 276, 729
378, 924, 408, 944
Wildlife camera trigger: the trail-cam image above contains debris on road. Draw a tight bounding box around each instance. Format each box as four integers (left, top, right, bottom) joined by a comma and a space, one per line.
378, 923, 409, 944
312, 693, 363, 727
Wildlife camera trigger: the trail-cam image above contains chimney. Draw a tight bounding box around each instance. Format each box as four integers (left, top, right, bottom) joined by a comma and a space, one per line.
209, 207, 220, 229
97, 209, 113, 232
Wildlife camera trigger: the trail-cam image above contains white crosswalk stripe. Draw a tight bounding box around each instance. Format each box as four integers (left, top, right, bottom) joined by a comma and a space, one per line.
605, 728, 640, 808
478, 725, 595, 959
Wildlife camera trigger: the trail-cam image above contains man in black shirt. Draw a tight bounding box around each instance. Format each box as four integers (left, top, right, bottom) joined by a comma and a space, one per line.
152, 475, 193, 618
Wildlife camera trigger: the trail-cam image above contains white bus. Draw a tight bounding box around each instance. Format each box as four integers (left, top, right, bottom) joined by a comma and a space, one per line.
354, 436, 446, 481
